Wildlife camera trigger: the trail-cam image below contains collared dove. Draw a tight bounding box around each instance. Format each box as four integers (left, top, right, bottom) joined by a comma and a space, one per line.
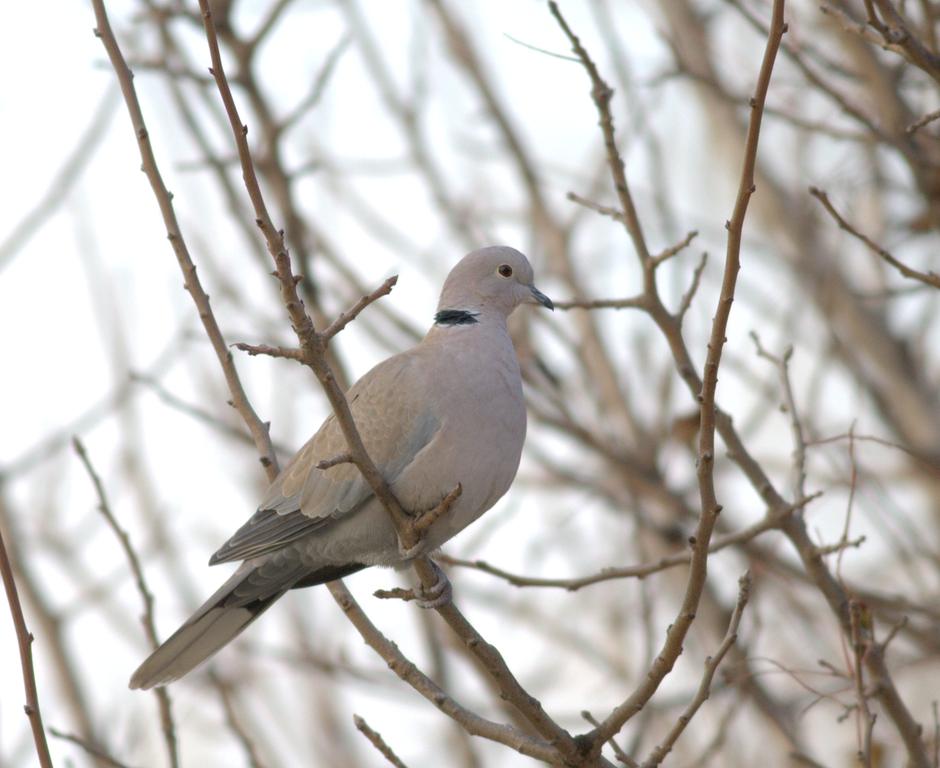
130, 246, 553, 689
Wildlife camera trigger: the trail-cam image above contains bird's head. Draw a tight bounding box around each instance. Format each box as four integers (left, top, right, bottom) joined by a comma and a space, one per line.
436, 246, 553, 323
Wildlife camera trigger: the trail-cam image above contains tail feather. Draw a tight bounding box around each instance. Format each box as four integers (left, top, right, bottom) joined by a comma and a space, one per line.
129, 566, 282, 690
129, 560, 366, 690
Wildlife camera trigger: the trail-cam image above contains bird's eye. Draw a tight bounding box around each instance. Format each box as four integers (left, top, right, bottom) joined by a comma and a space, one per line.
497, 264, 513, 278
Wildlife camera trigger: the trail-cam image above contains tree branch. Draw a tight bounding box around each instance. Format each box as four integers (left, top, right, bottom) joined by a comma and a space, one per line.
90, 0, 279, 480
810, 186, 940, 289
0, 527, 53, 768
550, 0, 786, 750
353, 714, 410, 768
72, 437, 179, 768
641, 573, 751, 767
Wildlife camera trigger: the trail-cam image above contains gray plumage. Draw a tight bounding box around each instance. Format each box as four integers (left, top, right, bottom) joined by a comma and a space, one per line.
129, 246, 553, 689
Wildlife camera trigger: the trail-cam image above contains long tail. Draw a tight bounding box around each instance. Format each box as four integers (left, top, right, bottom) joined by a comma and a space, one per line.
129, 560, 363, 690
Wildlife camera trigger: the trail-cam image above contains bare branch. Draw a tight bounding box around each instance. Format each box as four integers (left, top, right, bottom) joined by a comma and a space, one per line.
677, 252, 709, 321
72, 437, 179, 768
641, 573, 752, 767
810, 187, 940, 289
906, 108, 940, 134
554, 296, 648, 311
326, 582, 568, 763
196, 0, 320, 362
353, 715, 410, 768
550, 4, 653, 265
441, 495, 819, 590
749, 334, 808, 500
210, 675, 269, 768
849, 601, 877, 768
48, 727, 136, 768
581, 711, 637, 767
90, 0, 279, 479
550, 0, 786, 750
316, 453, 354, 470
233, 342, 305, 362
652, 230, 699, 267
0, 527, 53, 768
565, 191, 626, 224
322, 275, 399, 340
196, 5, 581, 759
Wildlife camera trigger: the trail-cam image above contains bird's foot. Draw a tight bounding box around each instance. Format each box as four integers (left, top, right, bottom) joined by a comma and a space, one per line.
398, 538, 425, 560
415, 560, 452, 609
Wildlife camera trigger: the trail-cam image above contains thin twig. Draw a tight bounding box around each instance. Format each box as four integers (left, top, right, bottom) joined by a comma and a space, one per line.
197, 0, 320, 360
810, 187, 940, 289
749, 334, 807, 500
353, 715, 410, 768
849, 601, 877, 768
316, 452, 354, 470
641, 573, 752, 767
0, 528, 53, 768
906, 108, 940, 133
72, 437, 179, 768
326, 583, 564, 762
49, 727, 137, 768
322, 275, 399, 340
566, 191, 626, 223
677, 252, 709, 321
90, 0, 279, 480
440, 493, 820, 590
413, 483, 463, 536
581, 711, 637, 767
551, 11, 652, 266
277, 34, 351, 135
554, 296, 648, 311
549, 0, 786, 751
130, 372, 292, 457
210, 675, 268, 768
233, 342, 304, 361
652, 230, 699, 267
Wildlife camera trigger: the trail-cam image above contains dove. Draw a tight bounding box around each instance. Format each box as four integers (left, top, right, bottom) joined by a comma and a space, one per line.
129, 246, 553, 689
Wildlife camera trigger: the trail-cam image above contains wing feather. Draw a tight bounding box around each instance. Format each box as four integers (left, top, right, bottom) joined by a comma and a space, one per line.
210, 351, 440, 565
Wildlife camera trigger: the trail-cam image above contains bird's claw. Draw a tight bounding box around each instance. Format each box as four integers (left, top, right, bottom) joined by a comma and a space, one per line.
415, 561, 452, 609
398, 539, 425, 560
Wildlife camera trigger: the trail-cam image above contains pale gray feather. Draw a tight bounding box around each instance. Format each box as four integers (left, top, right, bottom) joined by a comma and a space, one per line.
129, 246, 552, 689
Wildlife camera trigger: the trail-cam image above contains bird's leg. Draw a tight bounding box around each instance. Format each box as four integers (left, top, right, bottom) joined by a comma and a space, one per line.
397, 483, 462, 561
414, 559, 452, 609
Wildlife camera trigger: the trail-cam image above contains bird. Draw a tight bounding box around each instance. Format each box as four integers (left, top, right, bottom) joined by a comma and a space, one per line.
129, 246, 553, 689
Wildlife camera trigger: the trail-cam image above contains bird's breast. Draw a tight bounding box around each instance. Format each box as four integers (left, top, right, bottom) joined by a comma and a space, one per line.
391, 331, 526, 548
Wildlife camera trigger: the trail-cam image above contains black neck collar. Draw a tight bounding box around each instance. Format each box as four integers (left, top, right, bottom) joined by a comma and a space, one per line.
434, 309, 479, 326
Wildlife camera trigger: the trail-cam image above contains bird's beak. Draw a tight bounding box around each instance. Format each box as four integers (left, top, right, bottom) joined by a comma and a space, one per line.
528, 285, 554, 311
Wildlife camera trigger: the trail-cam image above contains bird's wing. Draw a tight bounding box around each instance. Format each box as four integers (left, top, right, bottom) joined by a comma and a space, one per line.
210, 350, 439, 565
